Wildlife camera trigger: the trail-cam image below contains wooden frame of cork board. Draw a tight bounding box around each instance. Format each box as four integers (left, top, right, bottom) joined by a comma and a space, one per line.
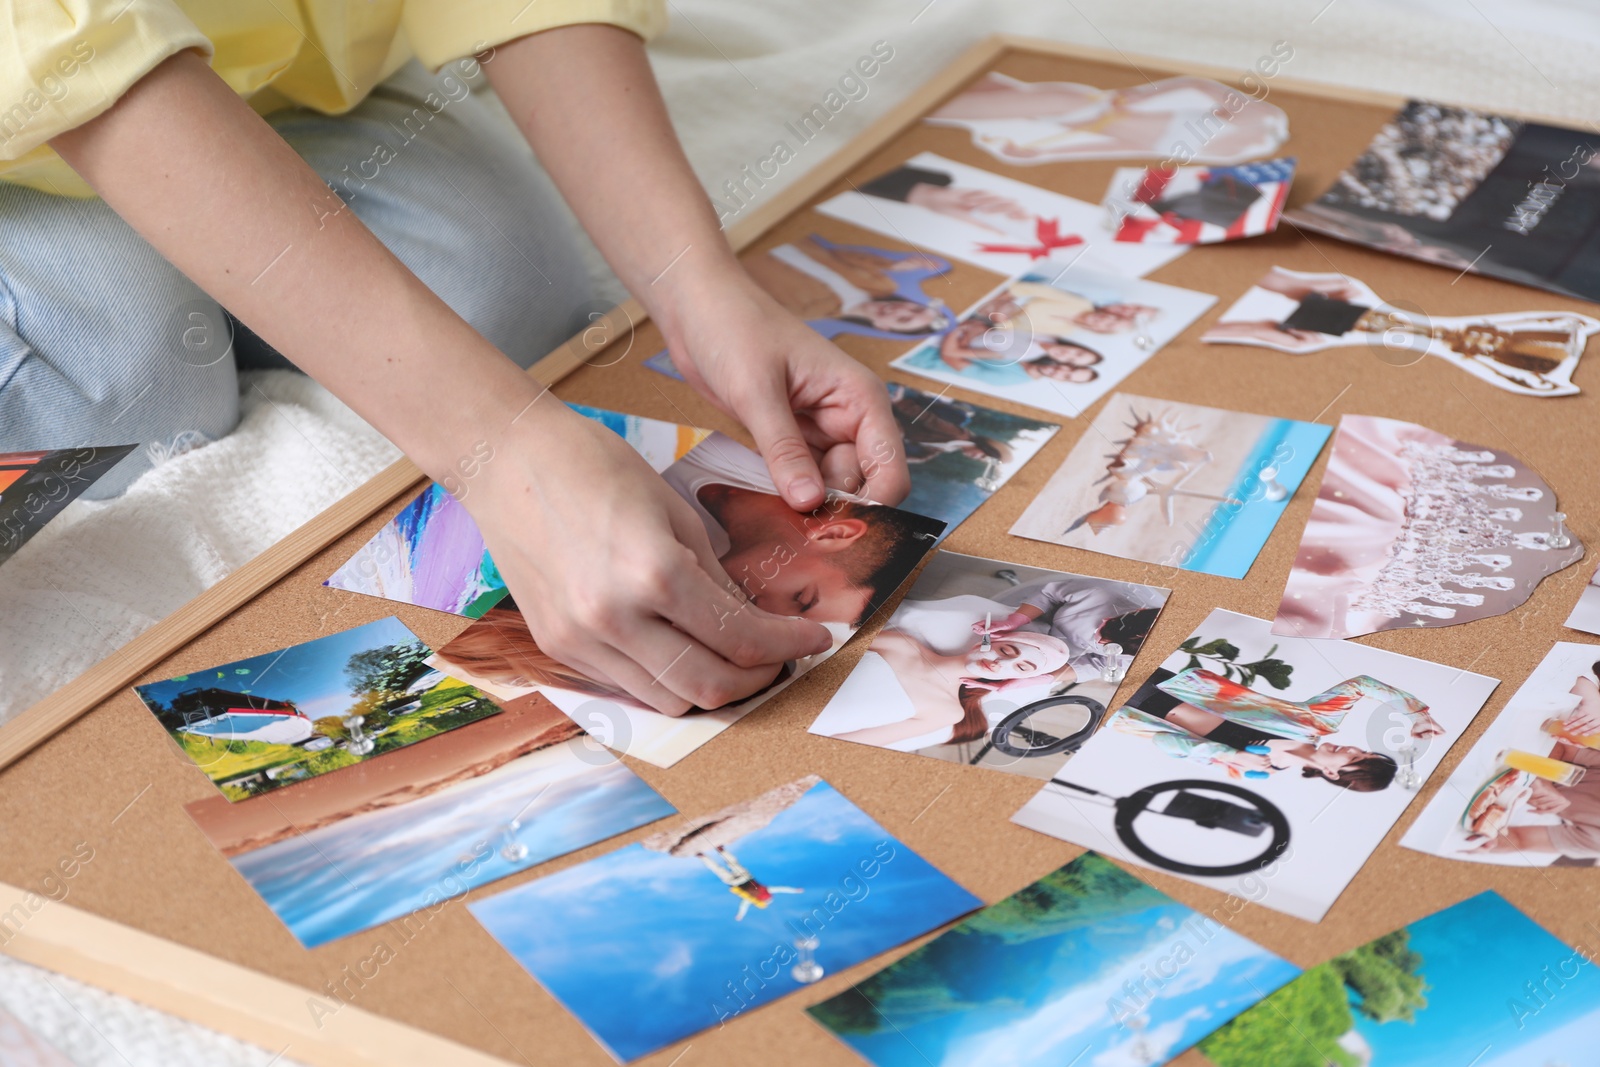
3, 32, 1597, 1067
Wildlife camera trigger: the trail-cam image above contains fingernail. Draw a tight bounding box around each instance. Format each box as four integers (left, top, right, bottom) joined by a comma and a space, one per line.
790, 478, 821, 503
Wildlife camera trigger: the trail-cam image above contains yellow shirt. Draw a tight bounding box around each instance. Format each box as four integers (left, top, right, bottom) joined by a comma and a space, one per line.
0, 0, 667, 196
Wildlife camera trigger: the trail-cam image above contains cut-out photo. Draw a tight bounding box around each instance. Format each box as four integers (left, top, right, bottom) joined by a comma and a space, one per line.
810, 550, 1169, 780
1105, 157, 1295, 244
1403, 641, 1600, 867
136, 616, 502, 801
469, 776, 981, 1063
186, 691, 672, 947
1274, 414, 1584, 640
891, 266, 1215, 419
1200, 891, 1600, 1066
325, 404, 708, 617
1204, 265, 1598, 396
431, 433, 943, 768
925, 72, 1289, 166
1011, 393, 1331, 579
815, 151, 1184, 278
742, 234, 958, 342
1286, 99, 1600, 302
1012, 609, 1496, 921
808, 852, 1297, 1067
0, 444, 135, 567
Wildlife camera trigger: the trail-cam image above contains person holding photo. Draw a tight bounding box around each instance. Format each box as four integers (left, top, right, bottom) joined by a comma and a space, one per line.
3, 5, 910, 717
1111, 666, 1444, 791
827, 628, 1074, 751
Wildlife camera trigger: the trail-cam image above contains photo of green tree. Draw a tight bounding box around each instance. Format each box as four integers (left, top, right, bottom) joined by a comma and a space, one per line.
1201, 891, 1600, 1066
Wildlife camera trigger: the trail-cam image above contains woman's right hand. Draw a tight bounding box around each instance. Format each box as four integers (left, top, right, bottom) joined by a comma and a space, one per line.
465, 405, 833, 716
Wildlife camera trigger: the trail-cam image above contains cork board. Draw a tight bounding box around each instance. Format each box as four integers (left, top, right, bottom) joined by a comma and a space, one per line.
2, 36, 1596, 1067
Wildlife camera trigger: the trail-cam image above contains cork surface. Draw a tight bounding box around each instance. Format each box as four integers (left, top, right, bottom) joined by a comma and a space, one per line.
2, 44, 1596, 1067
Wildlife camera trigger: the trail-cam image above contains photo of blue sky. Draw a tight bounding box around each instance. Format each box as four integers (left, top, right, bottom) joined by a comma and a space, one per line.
137, 616, 421, 722
1356, 893, 1600, 1066
469, 779, 980, 1063
1202, 891, 1600, 1067
231, 743, 672, 948
808, 853, 1296, 1067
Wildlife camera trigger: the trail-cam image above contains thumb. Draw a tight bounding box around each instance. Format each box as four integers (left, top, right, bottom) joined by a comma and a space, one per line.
743, 392, 826, 511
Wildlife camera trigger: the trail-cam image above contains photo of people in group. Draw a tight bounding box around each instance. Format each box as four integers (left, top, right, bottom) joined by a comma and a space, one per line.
891, 267, 1214, 418
1012, 609, 1498, 921
809, 551, 1169, 779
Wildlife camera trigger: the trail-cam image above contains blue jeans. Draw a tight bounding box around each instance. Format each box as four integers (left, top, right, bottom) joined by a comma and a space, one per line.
0, 63, 603, 497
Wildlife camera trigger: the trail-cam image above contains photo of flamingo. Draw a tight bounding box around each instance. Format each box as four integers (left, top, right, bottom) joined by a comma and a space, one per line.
1010, 392, 1331, 578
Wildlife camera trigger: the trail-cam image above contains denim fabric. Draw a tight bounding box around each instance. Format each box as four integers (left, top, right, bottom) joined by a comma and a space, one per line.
0, 62, 601, 497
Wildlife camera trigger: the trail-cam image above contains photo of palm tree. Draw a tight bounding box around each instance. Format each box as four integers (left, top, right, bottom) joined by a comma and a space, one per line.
808, 852, 1296, 1066
1201, 891, 1600, 1066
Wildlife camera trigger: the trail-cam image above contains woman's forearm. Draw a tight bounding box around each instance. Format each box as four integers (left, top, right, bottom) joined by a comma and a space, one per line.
49, 50, 571, 483
485, 25, 745, 344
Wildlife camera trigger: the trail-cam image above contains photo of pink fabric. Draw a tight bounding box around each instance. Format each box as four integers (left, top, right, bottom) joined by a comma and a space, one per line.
1274, 414, 1584, 639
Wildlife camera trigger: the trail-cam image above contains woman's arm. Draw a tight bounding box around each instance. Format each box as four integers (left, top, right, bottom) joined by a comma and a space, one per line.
52, 51, 829, 716
485, 25, 909, 505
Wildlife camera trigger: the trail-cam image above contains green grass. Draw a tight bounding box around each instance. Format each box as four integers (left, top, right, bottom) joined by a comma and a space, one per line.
183, 681, 501, 800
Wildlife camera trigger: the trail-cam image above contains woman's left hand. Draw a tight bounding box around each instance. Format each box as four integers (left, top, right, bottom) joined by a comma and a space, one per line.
658, 268, 911, 510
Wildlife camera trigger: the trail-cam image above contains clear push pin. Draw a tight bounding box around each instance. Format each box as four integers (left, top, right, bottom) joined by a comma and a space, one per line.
1100, 643, 1126, 684
1258, 465, 1288, 502
1394, 743, 1421, 792
1549, 511, 1572, 550
994, 569, 1020, 586
791, 936, 824, 984
500, 820, 529, 863
343, 714, 374, 756
1133, 334, 1156, 351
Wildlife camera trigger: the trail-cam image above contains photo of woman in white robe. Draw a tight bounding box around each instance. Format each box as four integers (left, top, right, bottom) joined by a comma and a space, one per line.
809, 552, 1170, 777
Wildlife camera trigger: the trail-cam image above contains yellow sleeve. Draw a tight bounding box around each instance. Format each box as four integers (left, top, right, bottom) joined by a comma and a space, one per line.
402, 0, 668, 71
0, 0, 214, 162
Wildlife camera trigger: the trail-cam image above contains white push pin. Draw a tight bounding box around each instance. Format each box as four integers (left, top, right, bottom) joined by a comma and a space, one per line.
1258, 465, 1288, 502
791, 936, 824, 984
1100, 643, 1125, 684
1134, 334, 1156, 351
344, 714, 374, 756
1549, 511, 1572, 550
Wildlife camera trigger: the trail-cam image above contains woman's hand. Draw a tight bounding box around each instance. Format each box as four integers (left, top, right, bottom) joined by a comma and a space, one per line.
1258, 267, 1364, 303
468, 405, 833, 716
657, 268, 911, 511
1205, 320, 1324, 351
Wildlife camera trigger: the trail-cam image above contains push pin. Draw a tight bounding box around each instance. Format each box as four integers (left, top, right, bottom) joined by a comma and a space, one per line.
1133, 334, 1156, 351
1257, 465, 1288, 502
344, 714, 374, 756
1100, 643, 1126, 684
1549, 511, 1572, 550
791, 936, 824, 984
994, 569, 1021, 586
500, 820, 529, 863
981, 612, 992, 654
1394, 744, 1421, 792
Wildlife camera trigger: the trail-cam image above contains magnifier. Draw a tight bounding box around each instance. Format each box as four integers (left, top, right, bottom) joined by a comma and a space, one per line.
1051, 778, 1291, 877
